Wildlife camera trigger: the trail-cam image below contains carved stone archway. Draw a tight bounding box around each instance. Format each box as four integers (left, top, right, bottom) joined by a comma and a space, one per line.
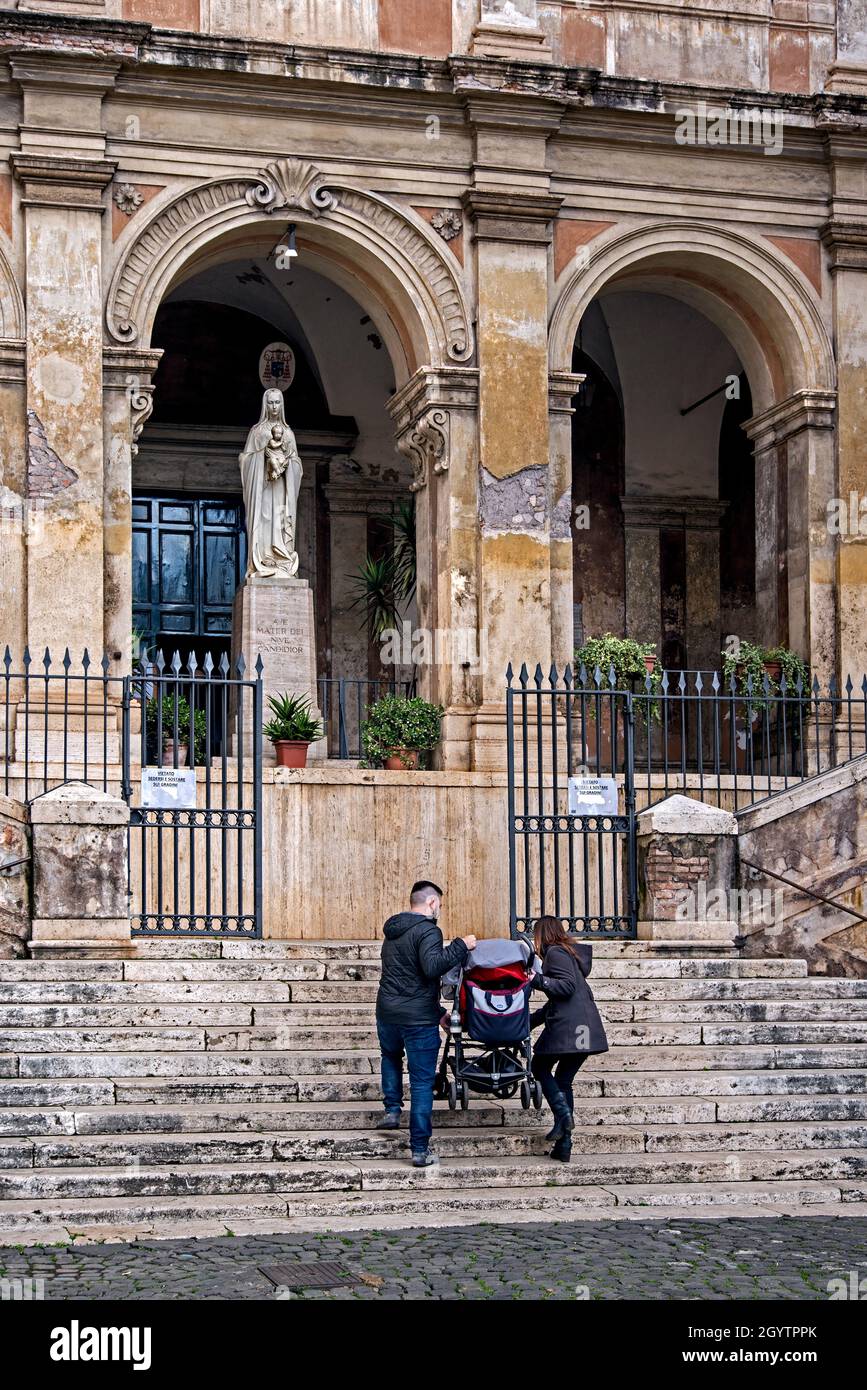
105, 158, 474, 383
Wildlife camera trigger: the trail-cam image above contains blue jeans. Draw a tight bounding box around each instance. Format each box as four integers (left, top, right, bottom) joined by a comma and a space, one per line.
377, 1019, 442, 1154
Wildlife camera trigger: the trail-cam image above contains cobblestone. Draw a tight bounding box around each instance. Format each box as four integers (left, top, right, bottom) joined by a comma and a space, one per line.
1, 1218, 865, 1300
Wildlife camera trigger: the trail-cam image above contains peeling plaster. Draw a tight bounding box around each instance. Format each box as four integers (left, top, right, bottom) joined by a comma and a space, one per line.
479, 464, 549, 534
26, 411, 78, 501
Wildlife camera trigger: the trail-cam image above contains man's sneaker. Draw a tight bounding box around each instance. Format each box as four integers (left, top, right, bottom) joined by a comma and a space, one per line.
376, 1112, 401, 1130
411, 1150, 439, 1167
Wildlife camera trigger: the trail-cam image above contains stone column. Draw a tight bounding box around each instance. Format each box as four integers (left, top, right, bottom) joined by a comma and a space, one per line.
0, 341, 27, 665
549, 371, 584, 668
745, 392, 837, 682
102, 348, 162, 672
823, 174, 867, 682
635, 793, 738, 952
389, 366, 480, 768
11, 53, 118, 660
29, 781, 130, 958
462, 186, 562, 770
0, 793, 30, 960
620, 498, 662, 648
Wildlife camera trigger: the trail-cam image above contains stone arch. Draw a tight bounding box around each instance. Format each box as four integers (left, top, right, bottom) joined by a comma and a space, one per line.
0, 236, 25, 341
105, 158, 473, 385
549, 220, 835, 413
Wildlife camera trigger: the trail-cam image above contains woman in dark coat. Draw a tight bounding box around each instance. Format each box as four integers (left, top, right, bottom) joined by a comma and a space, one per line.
530, 916, 609, 1162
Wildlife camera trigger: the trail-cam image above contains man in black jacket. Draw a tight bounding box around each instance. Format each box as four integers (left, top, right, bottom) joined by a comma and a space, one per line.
375, 880, 476, 1166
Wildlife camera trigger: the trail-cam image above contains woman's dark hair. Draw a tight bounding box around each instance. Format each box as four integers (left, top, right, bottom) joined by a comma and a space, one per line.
533, 915, 579, 958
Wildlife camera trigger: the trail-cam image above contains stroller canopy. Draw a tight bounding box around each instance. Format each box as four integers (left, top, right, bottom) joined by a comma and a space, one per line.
441, 936, 537, 994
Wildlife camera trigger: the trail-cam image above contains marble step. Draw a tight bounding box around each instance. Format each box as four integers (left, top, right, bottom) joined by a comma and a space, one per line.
0, 956, 812, 984
4, 1091, 867, 1139
6, 1067, 863, 1111
2, 977, 866, 1005
13, 1044, 867, 1080
4, 1177, 867, 1242
1, 1148, 865, 1204
4, 1117, 867, 1170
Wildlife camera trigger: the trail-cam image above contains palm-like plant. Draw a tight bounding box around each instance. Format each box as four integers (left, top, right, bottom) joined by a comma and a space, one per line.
347, 501, 416, 640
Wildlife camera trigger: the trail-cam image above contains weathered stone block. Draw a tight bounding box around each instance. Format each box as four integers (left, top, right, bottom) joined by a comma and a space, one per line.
0, 794, 29, 959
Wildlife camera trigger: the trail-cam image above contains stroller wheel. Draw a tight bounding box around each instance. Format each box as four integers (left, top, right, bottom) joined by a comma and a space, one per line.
433, 1070, 447, 1100
447, 1080, 458, 1110
520, 1079, 532, 1111
533, 1080, 544, 1110
459, 1081, 469, 1110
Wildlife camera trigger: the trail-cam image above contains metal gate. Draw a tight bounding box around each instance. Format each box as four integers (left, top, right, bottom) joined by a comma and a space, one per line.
123, 650, 263, 938
506, 664, 638, 939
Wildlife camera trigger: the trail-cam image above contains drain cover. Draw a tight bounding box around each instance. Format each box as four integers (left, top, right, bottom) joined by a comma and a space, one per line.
259, 1261, 361, 1291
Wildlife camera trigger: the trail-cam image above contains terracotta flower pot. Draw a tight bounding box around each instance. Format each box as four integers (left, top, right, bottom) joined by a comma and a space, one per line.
162, 740, 188, 767
643, 654, 658, 674
273, 740, 310, 768
384, 748, 420, 771
763, 660, 783, 682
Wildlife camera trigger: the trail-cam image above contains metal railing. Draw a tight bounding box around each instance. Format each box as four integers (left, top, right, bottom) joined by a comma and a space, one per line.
2, 646, 124, 801
318, 674, 416, 761
566, 664, 867, 812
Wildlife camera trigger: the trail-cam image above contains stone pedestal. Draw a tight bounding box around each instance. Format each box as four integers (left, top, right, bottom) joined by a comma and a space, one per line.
29, 782, 130, 958
635, 794, 739, 953
232, 576, 325, 763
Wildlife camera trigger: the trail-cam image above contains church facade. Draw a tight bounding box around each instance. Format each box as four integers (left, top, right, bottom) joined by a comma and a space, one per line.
0, 0, 864, 779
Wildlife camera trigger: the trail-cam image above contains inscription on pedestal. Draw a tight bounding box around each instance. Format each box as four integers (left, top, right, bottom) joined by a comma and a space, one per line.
232, 577, 324, 761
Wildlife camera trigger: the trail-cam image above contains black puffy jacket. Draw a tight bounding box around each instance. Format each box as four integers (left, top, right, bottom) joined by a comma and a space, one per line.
376, 912, 468, 1027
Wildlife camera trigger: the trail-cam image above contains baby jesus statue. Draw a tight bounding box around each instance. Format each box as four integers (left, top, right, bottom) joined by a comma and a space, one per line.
264, 423, 290, 482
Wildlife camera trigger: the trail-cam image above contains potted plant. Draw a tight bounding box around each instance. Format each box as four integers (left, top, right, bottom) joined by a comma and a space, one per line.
361, 694, 443, 770
263, 692, 324, 768
720, 642, 809, 772
146, 694, 206, 767
574, 634, 661, 699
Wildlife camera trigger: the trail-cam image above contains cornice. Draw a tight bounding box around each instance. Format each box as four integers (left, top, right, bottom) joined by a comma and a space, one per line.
744, 389, 837, 448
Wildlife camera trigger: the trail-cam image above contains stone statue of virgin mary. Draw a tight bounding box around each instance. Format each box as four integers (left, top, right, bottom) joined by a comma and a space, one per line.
239, 388, 303, 579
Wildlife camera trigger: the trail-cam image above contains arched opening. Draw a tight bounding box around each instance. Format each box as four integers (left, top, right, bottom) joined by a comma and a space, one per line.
571, 288, 755, 671
551, 223, 835, 675
132, 249, 416, 690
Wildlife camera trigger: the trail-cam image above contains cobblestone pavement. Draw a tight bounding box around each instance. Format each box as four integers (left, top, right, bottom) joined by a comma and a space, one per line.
1, 1219, 866, 1300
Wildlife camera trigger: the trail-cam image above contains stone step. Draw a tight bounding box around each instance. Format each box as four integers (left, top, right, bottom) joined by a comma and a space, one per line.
14, 1044, 867, 1081
4, 1117, 867, 1169
4, 1178, 866, 1241
0, 1148, 864, 1203
2, 1014, 867, 1051
5, 1091, 867, 1139
0, 956, 813, 987
2, 977, 865, 1008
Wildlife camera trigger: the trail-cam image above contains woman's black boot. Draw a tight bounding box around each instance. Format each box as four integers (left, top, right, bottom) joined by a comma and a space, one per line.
546, 1097, 574, 1143
551, 1134, 572, 1163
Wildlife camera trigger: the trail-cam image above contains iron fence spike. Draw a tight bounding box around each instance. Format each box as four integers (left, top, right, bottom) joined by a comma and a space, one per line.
42, 647, 51, 671
170, 650, 182, 674
255, 654, 264, 677
203, 651, 214, 676
236, 653, 247, 677
81, 649, 91, 671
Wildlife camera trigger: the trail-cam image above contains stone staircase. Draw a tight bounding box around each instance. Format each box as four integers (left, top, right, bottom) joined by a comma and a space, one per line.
1, 940, 867, 1241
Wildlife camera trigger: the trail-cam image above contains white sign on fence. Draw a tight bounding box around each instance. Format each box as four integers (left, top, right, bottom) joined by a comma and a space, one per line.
141, 767, 198, 810
567, 775, 619, 817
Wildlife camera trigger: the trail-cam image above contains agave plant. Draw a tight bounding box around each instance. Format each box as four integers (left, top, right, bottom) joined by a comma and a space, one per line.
263, 692, 324, 744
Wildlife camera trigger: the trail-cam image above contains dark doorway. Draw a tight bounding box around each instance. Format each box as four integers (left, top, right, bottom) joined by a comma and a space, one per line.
132, 493, 247, 663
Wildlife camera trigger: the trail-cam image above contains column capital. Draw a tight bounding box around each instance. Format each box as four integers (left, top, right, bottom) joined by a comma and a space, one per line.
821, 219, 867, 271
744, 390, 837, 449
11, 154, 117, 212
549, 371, 585, 414
102, 347, 163, 391
388, 366, 479, 495
620, 495, 728, 530
462, 189, 563, 243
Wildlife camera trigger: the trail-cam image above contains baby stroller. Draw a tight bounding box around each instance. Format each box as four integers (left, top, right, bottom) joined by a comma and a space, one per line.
435, 937, 544, 1111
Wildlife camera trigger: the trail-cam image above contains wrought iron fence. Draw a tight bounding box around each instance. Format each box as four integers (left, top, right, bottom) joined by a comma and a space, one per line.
127, 650, 262, 938
2, 645, 124, 801
0, 646, 263, 938
318, 674, 416, 761
506, 661, 867, 941
507, 663, 638, 939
